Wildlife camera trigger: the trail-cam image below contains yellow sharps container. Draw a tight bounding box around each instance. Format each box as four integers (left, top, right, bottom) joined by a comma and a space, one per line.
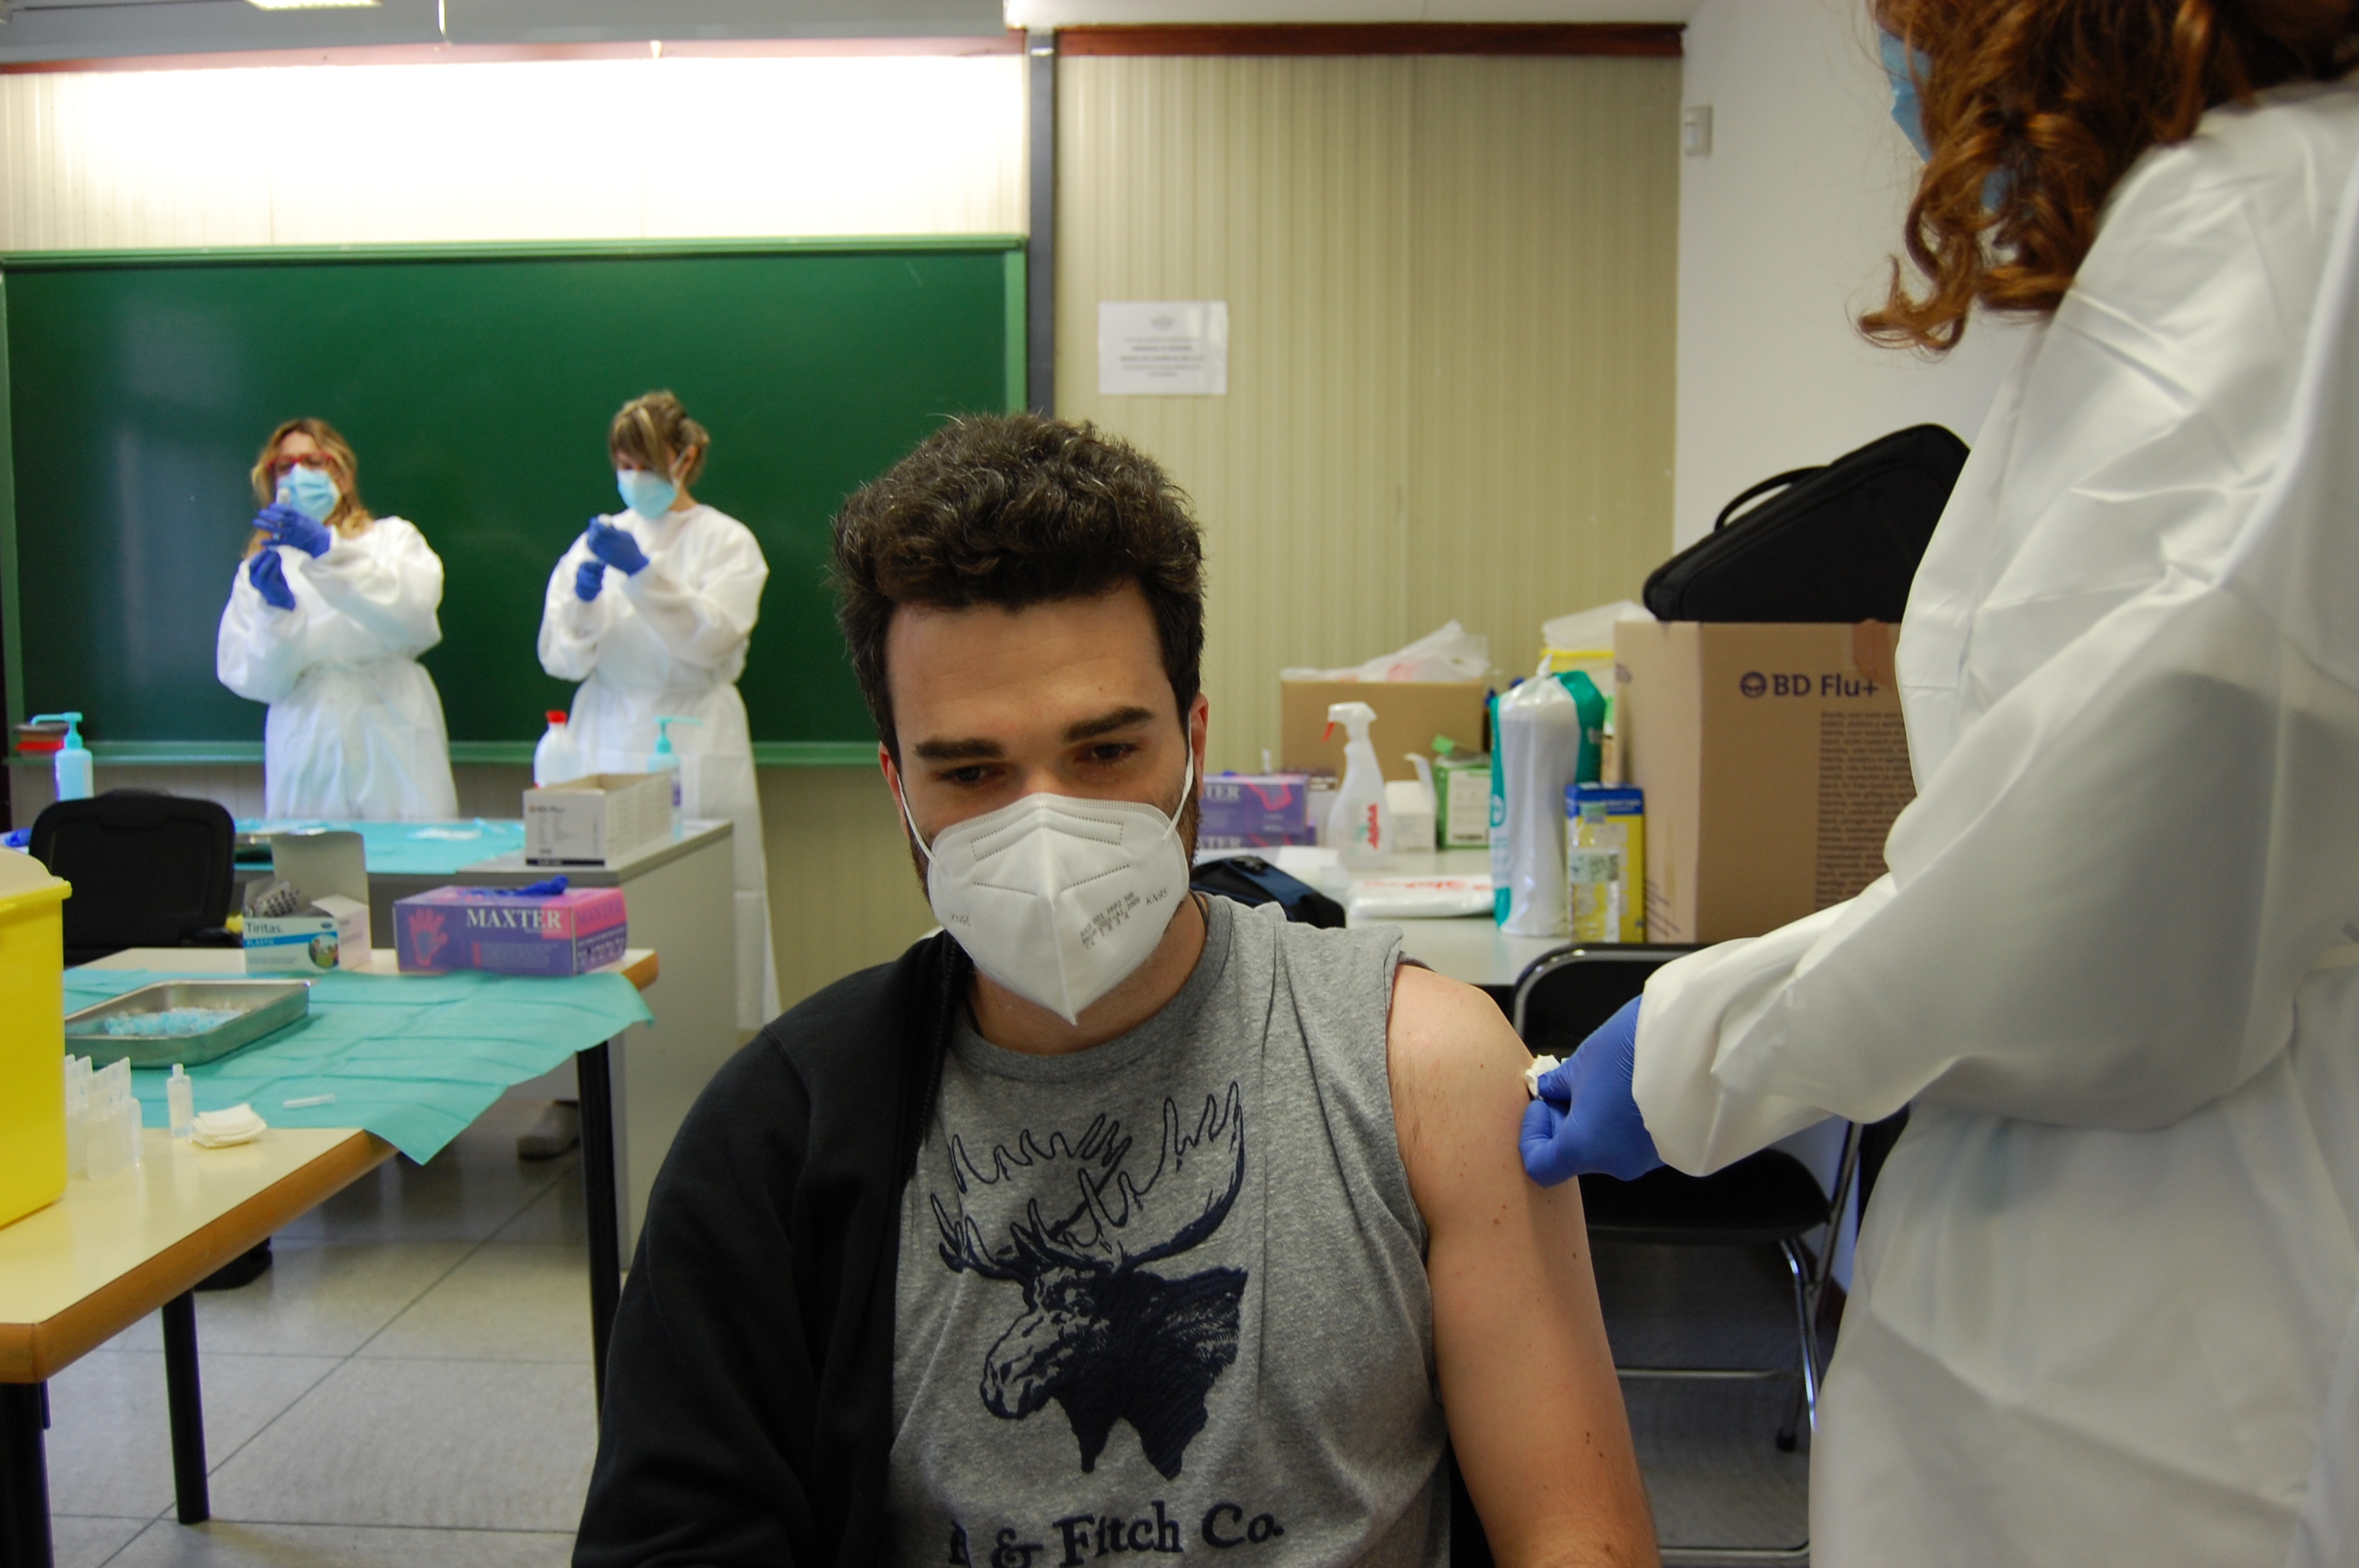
0, 847, 71, 1229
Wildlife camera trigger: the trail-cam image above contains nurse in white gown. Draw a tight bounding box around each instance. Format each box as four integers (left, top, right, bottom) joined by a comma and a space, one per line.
216, 417, 459, 822
1523, 13, 2359, 1566
538, 390, 780, 1030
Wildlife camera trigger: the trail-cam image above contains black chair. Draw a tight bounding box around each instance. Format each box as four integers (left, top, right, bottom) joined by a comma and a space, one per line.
1512, 946, 1860, 1464
31, 791, 238, 964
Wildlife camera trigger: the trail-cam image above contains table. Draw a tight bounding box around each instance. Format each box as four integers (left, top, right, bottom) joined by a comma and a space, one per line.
0, 946, 660, 1568
1321, 848, 1571, 1000
244, 819, 739, 1257
0, 1128, 391, 1568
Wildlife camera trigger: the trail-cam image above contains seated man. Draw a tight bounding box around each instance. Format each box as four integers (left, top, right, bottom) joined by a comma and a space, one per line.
575, 414, 1655, 1568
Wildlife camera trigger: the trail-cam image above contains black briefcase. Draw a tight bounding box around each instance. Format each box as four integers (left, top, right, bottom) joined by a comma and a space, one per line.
1190, 855, 1346, 930
1642, 424, 1969, 623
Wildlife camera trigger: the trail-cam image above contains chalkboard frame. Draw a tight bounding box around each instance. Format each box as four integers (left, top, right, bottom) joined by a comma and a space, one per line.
0, 234, 1027, 768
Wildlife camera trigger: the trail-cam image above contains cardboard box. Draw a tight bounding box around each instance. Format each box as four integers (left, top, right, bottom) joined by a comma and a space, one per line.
524, 772, 672, 867
1280, 681, 1489, 785
1198, 773, 1315, 849
243, 895, 368, 975
394, 885, 629, 976
1616, 620, 1914, 945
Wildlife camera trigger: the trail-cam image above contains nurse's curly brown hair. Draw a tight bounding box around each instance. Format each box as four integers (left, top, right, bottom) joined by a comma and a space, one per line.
1864, 0, 2359, 352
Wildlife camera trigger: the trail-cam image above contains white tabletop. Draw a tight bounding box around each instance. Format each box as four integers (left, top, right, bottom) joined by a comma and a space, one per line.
0, 1126, 387, 1379
1248, 847, 1569, 990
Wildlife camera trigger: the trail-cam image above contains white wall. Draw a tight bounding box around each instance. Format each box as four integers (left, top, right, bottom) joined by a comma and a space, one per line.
1674, 0, 2025, 546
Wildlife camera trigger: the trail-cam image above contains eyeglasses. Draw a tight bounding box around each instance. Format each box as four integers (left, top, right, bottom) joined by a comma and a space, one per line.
268, 454, 333, 479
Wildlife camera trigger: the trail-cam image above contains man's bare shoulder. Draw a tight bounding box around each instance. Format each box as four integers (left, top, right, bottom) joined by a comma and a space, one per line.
1387, 964, 1533, 1204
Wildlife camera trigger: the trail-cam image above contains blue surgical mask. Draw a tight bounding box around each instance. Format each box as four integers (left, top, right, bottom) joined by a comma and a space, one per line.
1879, 31, 1935, 162
616, 468, 678, 521
277, 465, 340, 524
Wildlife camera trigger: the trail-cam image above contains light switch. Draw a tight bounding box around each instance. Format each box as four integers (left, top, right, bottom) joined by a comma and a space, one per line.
1682, 104, 1714, 157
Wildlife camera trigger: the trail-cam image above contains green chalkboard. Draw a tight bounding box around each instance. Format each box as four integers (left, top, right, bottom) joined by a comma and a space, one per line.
0, 238, 1024, 764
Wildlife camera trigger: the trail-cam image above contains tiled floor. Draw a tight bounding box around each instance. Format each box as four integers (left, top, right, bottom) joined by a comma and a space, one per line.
37, 1091, 1820, 1568
42, 1091, 594, 1568
1594, 1240, 1820, 1564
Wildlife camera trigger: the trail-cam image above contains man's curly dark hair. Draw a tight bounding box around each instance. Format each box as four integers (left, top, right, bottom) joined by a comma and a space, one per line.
831, 413, 1207, 757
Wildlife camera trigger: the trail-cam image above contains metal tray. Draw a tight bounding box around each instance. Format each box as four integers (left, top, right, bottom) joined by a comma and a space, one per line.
64, 980, 312, 1069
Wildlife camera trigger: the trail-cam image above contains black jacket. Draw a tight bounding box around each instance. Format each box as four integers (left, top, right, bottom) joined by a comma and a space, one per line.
573, 934, 967, 1568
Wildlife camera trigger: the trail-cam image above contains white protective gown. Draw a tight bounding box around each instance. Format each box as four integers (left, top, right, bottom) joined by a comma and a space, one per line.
538, 503, 780, 1030
1634, 84, 2359, 1566
216, 517, 460, 822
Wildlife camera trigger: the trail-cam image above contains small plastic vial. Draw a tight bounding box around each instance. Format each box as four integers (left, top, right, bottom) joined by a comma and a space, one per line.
168, 1063, 194, 1142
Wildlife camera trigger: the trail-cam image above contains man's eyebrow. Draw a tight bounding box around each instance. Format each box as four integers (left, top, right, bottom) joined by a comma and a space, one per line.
912, 735, 1006, 763
1063, 706, 1158, 744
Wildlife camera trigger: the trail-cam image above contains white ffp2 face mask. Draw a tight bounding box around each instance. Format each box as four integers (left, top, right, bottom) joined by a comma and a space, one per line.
900, 757, 1194, 1026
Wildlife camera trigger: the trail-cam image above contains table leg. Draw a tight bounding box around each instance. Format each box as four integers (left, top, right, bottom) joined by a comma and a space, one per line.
0, 1381, 52, 1568
576, 1040, 622, 1416
161, 1292, 209, 1525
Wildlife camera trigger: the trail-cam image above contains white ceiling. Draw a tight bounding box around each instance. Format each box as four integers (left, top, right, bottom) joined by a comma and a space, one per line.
0, 0, 1008, 64
0, 0, 1690, 65
1008, 0, 1697, 23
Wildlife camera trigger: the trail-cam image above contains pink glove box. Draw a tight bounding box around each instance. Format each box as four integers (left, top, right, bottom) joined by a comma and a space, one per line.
393, 885, 627, 976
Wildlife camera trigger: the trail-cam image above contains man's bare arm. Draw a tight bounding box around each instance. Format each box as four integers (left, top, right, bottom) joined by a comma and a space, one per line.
1390, 964, 1657, 1568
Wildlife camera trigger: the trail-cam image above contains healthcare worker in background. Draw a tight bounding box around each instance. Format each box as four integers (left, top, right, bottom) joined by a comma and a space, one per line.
539, 390, 778, 1031
1523, 4, 2359, 1563
216, 417, 459, 821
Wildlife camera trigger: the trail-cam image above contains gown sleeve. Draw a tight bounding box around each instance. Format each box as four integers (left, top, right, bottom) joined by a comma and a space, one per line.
216, 550, 314, 706
539, 532, 613, 684
1633, 136, 2359, 1174
617, 516, 768, 672
297, 519, 445, 659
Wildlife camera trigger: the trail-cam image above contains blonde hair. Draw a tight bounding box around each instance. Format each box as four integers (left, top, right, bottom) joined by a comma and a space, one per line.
609, 390, 710, 487
245, 417, 374, 558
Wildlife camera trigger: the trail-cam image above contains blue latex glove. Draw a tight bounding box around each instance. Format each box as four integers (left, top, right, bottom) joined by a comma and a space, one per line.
256, 503, 331, 559
1519, 997, 1663, 1186
574, 557, 608, 603
247, 547, 298, 612
484, 876, 569, 896
585, 518, 649, 576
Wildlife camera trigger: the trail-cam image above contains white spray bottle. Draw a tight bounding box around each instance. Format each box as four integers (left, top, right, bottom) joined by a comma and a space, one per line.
31, 713, 92, 802
1323, 701, 1392, 870
533, 710, 581, 789
646, 716, 701, 839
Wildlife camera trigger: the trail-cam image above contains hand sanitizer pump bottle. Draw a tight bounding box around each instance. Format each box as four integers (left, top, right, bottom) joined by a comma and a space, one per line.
1324, 701, 1392, 871
31, 712, 92, 802
646, 716, 701, 839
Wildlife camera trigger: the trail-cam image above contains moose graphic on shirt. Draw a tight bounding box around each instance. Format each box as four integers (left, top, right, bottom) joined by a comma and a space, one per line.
932, 1083, 1249, 1482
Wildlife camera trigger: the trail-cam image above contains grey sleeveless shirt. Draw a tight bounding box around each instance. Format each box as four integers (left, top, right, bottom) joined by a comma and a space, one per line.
889, 895, 1448, 1568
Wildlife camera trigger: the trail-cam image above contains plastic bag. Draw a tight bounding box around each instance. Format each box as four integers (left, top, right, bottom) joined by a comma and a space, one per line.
1282, 620, 1492, 683
1494, 666, 1579, 936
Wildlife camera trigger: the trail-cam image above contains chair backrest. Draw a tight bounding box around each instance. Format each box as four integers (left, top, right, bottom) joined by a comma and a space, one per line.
1510, 944, 1699, 1058
31, 791, 235, 958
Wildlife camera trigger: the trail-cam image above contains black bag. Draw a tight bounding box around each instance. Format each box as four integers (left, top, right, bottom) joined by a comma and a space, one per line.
1190, 855, 1347, 930
1642, 424, 1969, 623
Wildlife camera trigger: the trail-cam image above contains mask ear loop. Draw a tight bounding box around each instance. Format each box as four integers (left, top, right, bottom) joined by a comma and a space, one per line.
894, 768, 936, 864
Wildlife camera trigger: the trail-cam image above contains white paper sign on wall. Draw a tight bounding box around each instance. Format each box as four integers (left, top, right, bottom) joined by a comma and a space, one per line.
1098, 301, 1229, 396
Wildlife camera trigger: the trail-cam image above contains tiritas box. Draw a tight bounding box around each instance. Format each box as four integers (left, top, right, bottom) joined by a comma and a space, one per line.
1198, 773, 1314, 849
1615, 621, 1916, 945
393, 886, 628, 976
